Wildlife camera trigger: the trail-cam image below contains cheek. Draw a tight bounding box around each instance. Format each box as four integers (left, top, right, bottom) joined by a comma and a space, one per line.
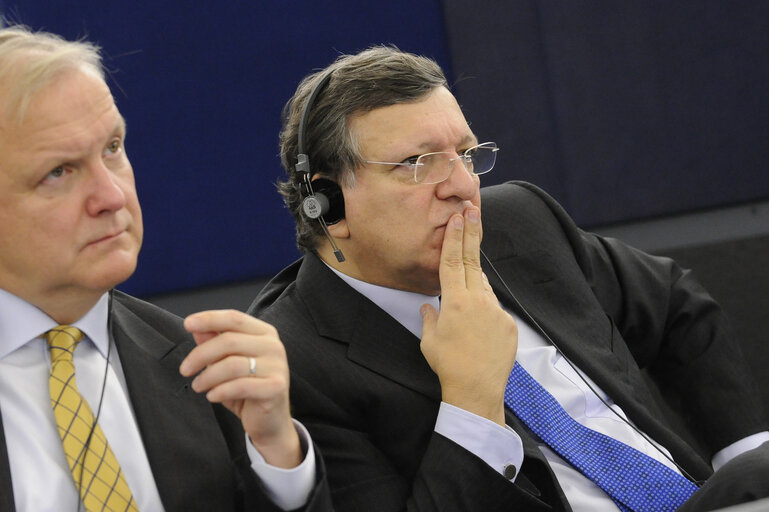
343, 181, 435, 236
26, 204, 72, 236
130, 200, 144, 246
118, 169, 143, 229
342, 185, 394, 224
471, 180, 482, 206
126, 188, 142, 222
3, 210, 74, 270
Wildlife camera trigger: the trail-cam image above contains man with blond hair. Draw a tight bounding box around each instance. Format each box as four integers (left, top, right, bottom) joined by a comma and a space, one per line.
0, 25, 331, 511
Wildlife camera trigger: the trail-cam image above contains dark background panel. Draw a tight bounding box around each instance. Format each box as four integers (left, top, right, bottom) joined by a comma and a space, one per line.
441, 1, 569, 203
656, 235, 769, 403
443, 0, 769, 226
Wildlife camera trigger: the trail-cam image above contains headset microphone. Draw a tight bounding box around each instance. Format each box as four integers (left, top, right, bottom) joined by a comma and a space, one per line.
296, 69, 345, 262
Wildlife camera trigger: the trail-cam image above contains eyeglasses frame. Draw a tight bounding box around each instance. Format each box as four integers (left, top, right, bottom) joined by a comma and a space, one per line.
364, 141, 499, 184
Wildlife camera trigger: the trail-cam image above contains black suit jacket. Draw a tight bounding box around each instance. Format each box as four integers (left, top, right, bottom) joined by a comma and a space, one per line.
0, 291, 332, 511
249, 181, 768, 511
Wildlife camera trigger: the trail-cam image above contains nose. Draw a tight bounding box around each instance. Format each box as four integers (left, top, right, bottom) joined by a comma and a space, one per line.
435, 155, 478, 200
85, 162, 127, 216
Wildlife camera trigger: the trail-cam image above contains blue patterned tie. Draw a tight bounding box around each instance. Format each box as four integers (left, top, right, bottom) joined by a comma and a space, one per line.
504, 362, 698, 511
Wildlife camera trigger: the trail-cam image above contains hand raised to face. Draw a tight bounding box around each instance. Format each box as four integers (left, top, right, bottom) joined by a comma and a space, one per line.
419, 207, 518, 426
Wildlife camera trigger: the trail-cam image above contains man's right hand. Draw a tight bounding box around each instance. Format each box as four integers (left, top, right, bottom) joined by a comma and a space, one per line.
419, 207, 518, 426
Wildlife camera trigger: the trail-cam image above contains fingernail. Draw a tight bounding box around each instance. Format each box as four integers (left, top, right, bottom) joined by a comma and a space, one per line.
184, 316, 199, 330
467, 209, 479, 223
452, 216, 463, 229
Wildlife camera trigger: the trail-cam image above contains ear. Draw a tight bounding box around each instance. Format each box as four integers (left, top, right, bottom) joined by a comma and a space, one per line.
327, 217, 350, 239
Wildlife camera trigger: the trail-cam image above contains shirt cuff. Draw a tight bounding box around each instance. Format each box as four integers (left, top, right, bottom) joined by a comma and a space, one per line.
434, 401, 524, 480
712, 431, 769, 471
246, 419, 316, 510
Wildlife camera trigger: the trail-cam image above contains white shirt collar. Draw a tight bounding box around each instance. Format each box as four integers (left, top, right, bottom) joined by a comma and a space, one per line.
325, 265, 440, 339
0, 288, 111, 359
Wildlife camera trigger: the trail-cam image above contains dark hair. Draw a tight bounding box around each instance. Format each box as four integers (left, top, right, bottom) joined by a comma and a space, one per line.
278, 45, 448, 252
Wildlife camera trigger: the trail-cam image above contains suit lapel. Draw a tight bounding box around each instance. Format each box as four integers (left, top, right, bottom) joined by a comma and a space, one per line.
482, 226, 638, 403
297, 254, 441, 402
482, 225, 713, 479
0, 408, 15, 510
110, 295, 236, 510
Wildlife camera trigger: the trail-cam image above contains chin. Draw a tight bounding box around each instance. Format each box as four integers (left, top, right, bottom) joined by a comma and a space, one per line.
87, 254, 138, 291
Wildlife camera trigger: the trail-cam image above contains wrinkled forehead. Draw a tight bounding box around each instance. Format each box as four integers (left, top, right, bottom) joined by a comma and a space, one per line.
0, 65, 115, 161
350, 87, 474, 155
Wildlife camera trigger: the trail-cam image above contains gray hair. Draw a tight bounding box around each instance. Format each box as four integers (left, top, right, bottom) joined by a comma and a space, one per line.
0, 25, 104, 124
278, 45, 448, 252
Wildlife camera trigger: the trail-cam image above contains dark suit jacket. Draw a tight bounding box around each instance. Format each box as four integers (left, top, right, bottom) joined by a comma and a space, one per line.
249, 181, 768, 511
0, 291, 332, 511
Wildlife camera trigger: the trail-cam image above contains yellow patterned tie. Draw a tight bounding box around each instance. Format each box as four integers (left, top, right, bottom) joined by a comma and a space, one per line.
47, 325, 138, 512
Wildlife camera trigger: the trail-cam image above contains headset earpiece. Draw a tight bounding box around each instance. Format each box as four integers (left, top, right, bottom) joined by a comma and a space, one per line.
302, 178, 344, 224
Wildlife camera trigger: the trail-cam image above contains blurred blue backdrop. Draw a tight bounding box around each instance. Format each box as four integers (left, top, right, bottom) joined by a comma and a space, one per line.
2, 1, 767, 297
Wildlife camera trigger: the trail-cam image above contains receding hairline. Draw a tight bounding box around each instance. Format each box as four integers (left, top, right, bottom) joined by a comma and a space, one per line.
0, 61, 107, 130
0, 26, 105, 124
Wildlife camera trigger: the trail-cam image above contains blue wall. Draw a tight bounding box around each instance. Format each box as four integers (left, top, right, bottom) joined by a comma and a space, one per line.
3, 1, 768, 297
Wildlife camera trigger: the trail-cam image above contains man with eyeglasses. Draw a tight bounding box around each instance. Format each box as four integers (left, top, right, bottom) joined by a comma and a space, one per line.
249, 46, 769, 511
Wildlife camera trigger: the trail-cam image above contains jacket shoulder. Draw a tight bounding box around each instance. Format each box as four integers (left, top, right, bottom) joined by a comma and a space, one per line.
110, 289, 188, 342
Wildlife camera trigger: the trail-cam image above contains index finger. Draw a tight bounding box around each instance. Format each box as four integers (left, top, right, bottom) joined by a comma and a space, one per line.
439, 213, 467, 293
462, 207, 484, 290
184, 309, 276, 337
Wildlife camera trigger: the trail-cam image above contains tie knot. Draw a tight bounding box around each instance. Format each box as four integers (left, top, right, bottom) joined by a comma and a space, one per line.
46, 325, 84, 363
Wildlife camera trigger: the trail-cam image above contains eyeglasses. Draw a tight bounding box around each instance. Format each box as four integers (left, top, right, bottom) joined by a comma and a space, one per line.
365, 142, 499, 184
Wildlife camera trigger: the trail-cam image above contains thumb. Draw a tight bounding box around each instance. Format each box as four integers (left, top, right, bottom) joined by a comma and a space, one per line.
420, 303, 438, 338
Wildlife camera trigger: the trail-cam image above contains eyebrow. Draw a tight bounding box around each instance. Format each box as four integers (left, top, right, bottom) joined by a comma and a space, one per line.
116, 113, 128, 136
415, 133, 478, 152
33, 110, 128, 171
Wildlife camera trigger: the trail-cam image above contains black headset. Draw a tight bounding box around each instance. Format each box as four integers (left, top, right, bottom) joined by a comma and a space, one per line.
295, 69, 345, 262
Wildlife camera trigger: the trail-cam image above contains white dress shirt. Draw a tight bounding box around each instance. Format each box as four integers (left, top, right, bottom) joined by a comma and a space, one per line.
328, 267, 769, 511
0, 289, 315, 511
